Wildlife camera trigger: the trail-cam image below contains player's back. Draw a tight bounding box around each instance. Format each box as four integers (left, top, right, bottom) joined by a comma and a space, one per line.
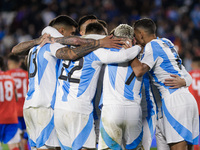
0, 71, 18, 124
55, 34, 105, 114
102, 49, 143, 105
145, 38, 187, 97
7, 68, 28, 117
24, 43, 61, 109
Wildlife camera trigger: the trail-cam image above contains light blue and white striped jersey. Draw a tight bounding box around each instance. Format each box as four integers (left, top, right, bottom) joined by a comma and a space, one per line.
54, 34, 142, 114
141, 37, 191, 98
24, 26, 65, 109
101, 49, 143, 106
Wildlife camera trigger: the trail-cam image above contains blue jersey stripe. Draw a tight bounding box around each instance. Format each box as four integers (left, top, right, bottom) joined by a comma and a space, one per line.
124, 66, 135, 100
26, 46, 37, 100
108, 64, 118, 89
150, 41, 179, 94
37, 44, 50, 85
77, 53, 100, 97
51, 59, 61, 109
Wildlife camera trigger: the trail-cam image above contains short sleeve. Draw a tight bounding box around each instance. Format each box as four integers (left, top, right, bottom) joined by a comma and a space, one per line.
50, 43, 66, 57
141, 42, 156, 69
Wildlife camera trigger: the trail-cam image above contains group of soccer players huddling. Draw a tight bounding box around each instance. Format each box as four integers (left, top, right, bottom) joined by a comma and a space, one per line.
0, 14, 199, 150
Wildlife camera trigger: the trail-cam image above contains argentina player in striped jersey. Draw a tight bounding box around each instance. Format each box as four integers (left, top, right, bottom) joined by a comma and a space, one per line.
98, 24, 144, 150
53, 22, 142, 150
131, 18, 198, 150
11, 15, 122, 150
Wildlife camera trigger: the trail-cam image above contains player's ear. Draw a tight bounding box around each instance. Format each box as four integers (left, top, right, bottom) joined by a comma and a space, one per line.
58, 27, 65, 36
80, 30, 84, 36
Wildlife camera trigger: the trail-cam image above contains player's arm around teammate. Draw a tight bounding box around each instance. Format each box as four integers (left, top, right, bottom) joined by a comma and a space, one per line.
131, 18, 198, 150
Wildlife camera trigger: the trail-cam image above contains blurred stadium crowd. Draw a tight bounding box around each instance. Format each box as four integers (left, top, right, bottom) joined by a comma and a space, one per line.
0, 0, 200, 71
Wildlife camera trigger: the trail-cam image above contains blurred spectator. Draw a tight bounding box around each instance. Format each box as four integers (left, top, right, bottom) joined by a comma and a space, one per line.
0, 0, 199, 71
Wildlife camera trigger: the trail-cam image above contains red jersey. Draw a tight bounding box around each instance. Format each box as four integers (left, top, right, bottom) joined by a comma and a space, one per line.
0, 71, 18, 124
7, 68, 28, 117
189, 69, 200, 115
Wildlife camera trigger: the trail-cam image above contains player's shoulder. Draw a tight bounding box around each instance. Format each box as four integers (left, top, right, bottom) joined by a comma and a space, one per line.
8, 69, 28, 78
0, 71, 14, 81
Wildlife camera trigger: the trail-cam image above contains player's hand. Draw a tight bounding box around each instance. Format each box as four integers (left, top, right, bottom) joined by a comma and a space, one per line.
123, 39, 132, 49
39, 35, 55, 47
99, 35, 124, 49
35, 33, 49, 45
164, 74, 186, 89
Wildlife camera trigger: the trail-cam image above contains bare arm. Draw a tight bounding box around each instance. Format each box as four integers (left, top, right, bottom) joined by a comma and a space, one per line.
12, 33, 50, 55
56, 36, 123, 60
56, 40, 101, 60
53, 35, 123, 48
164, 65, 192, 89
130, 58, 150, 77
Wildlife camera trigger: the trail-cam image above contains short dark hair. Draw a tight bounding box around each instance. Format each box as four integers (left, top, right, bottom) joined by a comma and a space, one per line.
51, 15, 78, 28
0, 56, 4, 70
85, 22, 106, 35
98, 19, 107, 28
7, 53, 20, 62
48, 18, 56, 26
78, 15, 97, 31
133, 18, 156, 35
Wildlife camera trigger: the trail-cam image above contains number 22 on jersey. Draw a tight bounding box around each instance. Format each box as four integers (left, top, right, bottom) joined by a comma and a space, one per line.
59, 58, 84, 84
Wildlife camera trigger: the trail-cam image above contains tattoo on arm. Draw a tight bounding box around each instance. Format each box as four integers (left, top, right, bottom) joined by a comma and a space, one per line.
54, 36, 95, 46
74, 40, 100, 57
12, 40, 36, 55
56, 40, 100, 60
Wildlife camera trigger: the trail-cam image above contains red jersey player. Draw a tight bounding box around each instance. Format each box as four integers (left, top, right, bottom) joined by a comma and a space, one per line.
7, 54, 28, 150
189, 56, 200, 150
0, 56, 20, 150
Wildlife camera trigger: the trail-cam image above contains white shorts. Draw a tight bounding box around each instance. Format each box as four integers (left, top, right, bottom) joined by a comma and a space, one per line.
142, 111, 157, 150
155, 117, 170, 150
54, 109, 96, 150
161, 89, 199, 144
98, 104, 143, 150
23, 107, 59, 149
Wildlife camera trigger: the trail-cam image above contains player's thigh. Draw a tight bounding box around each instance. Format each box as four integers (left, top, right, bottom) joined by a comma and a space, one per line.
55, 109, 96, 149
24, 108, 51, 137
124, 105, 143, 149
23, 107, 58, 148
142, 113, 157, 150
163, 91, 199, 144
98, 105, 125, 150
155, 118, 170, 150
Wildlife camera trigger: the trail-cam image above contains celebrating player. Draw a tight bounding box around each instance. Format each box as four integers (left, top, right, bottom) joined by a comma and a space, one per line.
98, 24, 143, 150
131, 18, 199, 150
53, 22, 142, 150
